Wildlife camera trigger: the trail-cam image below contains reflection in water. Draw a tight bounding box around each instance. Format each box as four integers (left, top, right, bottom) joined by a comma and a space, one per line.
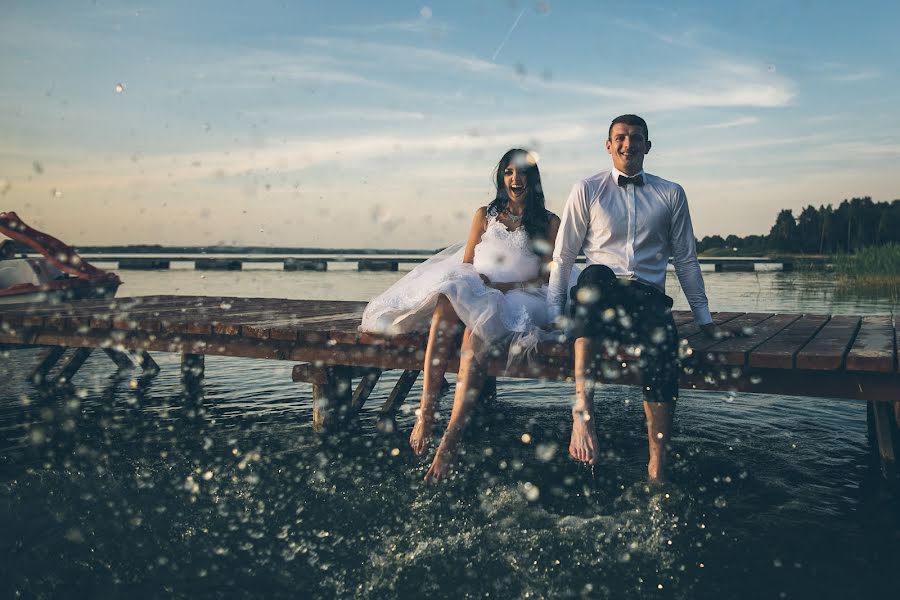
1, 271, 898, 597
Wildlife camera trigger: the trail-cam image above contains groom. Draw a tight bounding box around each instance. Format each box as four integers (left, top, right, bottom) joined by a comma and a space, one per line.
547, 114, 716, 481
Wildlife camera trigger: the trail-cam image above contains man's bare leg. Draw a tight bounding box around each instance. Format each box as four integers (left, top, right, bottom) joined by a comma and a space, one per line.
425, 329, 486, 483
644, 400, 675, 482
570, 336, 599, 465
410, 295, 459, 456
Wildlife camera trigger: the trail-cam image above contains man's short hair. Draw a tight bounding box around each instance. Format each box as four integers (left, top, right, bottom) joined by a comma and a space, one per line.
608, 114, 649, 141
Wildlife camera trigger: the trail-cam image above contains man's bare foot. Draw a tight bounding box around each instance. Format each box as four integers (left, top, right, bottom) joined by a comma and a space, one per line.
569, 412, 598, 465
409, 416, 433, 456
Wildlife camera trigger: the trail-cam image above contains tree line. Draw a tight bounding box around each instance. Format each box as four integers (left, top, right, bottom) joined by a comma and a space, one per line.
697, 197, 900, 255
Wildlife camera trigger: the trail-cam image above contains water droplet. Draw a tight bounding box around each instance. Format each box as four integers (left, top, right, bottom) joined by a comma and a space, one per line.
520, 481, 539, 501
115, 82, 126, 93
419, 6, 432, 19
535, 442, 557, 462
52, 188, 63, 198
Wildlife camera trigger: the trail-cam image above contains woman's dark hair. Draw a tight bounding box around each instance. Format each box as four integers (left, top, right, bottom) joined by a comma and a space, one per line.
487, 148, 549, 245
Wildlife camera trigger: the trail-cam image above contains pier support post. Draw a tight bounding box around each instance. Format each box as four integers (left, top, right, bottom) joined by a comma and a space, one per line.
376, 370, 421, 433
29, 346, 66, 385
868, 400, 899, 481
103, 348, 135, 370
181, 353, 205, 388
311, 365, 353, 431
350, 368, 383, 416
55, 348, 94, 385
137, 351, 160, 376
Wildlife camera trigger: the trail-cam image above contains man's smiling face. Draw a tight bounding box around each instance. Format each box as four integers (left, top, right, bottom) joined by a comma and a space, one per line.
607, 123, 650, 176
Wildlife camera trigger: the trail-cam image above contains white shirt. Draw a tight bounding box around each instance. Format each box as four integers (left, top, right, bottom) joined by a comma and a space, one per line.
548, 168, 713, 326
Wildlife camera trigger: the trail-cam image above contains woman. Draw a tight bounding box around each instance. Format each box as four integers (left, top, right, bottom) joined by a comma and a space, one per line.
360, 149, 561, 482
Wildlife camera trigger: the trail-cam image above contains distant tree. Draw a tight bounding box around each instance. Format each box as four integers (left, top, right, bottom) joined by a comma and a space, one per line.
795, 205, 821, 253
768, 209, 800, 252
724, 234, 743, 249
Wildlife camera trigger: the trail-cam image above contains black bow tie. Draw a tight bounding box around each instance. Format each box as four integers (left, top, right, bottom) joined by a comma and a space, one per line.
617, 174, 644, 187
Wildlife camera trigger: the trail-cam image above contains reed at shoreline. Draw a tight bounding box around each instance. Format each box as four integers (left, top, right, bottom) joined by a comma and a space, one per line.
833, 244, 900, 288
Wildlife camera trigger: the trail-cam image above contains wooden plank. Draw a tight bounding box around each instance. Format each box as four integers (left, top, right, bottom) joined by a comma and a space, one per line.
686, 313, 774, 355
677, 311, 746, 339
4, 325, 900, 401
846, 316, 896, 373
706, 314, 802, 366
749, 315, 830, 369
796, 315, 861, 371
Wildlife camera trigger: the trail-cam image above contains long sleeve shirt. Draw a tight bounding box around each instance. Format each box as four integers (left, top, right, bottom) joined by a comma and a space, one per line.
547, 168, 712, 326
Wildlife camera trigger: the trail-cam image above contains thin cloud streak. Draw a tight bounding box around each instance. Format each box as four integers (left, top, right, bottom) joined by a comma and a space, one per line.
23, 124, 592, 190
702, 116, 761, 129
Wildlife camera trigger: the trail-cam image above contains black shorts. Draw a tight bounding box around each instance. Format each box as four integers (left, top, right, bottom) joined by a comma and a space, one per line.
568, 264, 679, 403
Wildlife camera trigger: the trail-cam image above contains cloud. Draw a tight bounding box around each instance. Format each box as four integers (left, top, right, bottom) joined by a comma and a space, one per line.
12, 122, 591, 190
330, 19, 452, 35
827, 70, 880, 82
702, 116, 761, 129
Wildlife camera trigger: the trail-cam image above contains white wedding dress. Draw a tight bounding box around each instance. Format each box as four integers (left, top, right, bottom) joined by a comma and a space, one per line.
360, 212, 561, 363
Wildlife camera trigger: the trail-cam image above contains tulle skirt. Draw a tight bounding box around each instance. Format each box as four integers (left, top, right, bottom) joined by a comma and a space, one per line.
359, 243, 554, 365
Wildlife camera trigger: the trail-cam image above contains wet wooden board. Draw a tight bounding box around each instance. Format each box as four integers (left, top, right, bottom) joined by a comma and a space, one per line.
706, 314, 802, 366
748, 314, 831, 369
686, 313, 773, 355
795, 315, 861, 371
846, 315, 896, 373
2, 297, 898, 384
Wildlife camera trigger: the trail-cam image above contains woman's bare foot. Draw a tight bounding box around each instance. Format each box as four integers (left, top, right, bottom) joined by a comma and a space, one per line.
569, 411, 599, 465
409, 415, 433, 457
423, 435, 459, 483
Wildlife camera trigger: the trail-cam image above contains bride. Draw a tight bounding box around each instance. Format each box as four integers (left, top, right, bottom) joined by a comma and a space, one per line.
360, 149, 561, 482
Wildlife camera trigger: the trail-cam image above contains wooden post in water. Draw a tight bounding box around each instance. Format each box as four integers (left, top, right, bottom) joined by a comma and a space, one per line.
869, 401, 899, 480
313, 366, 353, 431
28, 347, 66, 384
55, 348, 93, 385
181, 353, 205, 388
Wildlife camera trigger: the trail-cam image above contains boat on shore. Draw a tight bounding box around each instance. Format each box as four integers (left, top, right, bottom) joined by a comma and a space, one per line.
0, 211, 121, 305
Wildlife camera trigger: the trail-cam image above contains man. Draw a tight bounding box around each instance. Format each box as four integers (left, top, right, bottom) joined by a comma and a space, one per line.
547, 114, 716, 481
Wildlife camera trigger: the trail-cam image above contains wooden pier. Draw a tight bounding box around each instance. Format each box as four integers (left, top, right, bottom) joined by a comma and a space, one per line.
1, 296, 897, 475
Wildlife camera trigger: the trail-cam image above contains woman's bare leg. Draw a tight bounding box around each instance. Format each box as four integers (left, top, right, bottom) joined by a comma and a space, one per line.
569, 336, 600, 465
424, 329, 486, 482
410, 294, 460, 456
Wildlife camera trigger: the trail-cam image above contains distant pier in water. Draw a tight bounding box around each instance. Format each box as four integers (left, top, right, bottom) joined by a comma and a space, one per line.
80, 254, 828, 272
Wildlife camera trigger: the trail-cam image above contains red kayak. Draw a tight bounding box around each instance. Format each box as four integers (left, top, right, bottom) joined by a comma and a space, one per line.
0, 211, 121, 305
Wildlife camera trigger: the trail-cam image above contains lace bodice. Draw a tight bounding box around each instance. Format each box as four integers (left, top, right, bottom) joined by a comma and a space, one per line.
473, 214, 541, 283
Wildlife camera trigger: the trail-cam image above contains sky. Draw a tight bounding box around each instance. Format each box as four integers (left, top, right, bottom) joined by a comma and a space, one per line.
1, 0, 899, 249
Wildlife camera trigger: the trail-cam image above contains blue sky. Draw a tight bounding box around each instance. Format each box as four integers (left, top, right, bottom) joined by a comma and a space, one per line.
2, 0, 898, 248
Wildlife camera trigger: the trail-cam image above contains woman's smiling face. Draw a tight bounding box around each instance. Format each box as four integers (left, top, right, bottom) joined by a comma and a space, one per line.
503, 163, 527, 201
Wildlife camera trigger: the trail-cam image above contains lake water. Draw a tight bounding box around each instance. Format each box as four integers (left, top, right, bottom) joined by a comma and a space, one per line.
1, 267, 898, 598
